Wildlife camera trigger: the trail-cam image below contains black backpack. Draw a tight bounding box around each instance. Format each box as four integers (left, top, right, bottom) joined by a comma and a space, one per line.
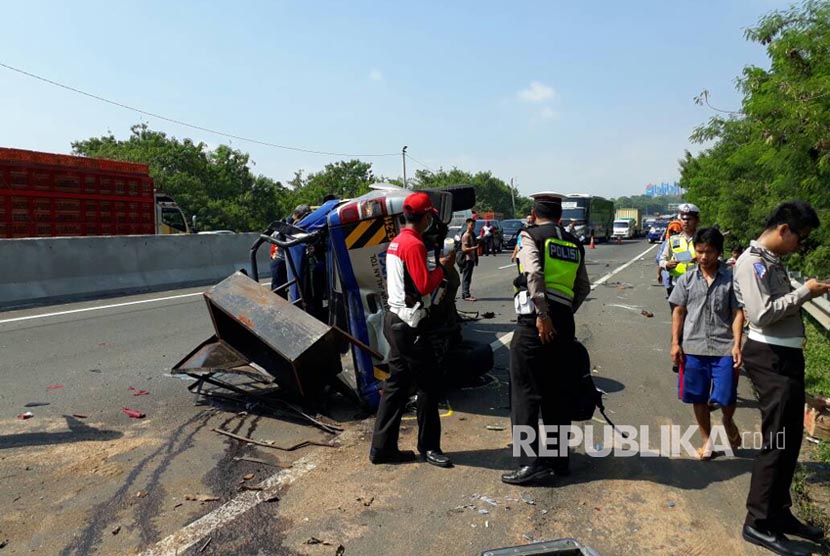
564, 340, 605, 422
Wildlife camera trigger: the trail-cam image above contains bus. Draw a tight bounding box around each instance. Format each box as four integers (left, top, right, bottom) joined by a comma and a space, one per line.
561, 194, 614, 243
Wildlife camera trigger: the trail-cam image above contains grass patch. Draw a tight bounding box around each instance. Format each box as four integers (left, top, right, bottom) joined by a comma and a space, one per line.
805, 318, 830, 397
792, 464, 830, 530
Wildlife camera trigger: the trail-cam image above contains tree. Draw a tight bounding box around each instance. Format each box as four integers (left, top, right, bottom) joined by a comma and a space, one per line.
412, 167, 532, 218
72, 124, 290, 231
680, 0, 830, 274
289, 160, 378, 206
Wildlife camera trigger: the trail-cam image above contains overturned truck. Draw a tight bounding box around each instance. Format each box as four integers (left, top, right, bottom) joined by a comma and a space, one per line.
173, 184, 493, 421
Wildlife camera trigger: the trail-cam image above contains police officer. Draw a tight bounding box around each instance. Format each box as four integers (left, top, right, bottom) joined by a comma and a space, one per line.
659, 203, 700, 372
502, 192, 591, 485
370, 192, 456, 468
734, 201, 830, 556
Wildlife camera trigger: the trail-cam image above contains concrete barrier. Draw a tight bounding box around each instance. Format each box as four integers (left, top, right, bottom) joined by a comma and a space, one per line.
0, 233, 273, 310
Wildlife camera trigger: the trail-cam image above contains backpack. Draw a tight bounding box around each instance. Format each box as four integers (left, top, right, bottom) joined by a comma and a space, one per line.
564, 340, 605, 422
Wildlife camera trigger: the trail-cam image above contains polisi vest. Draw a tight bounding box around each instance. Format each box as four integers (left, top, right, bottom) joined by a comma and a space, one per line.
515, 223, 581, 307
668, 235, 695, 278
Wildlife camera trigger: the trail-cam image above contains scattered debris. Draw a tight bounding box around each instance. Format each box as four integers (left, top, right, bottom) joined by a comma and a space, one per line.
306, 537, 333, 546
335, 545, 345, 556
24, 402, 49, 408
640, 310, 654, 318
198, 537, 212, 553
520, 493, 535, 505
128, 387, 150, 396
523, 533, 534, 542
666, 501, 676, 508
212, 428, 335, 451
485, 520, 489, 528
122, 408, 145, 419
263, 493, 280, 503
173, 503, 183, 509
242, 473, 255, 481
806, 436, 821, 445
46, 384, 65, 390
16, 412, 33, 420
478, 509, 490, 515
71, 414, 88, 419
479, 496, 498, 506
239, 485, 263, 492
185, 494, 220, 502
541, 509, 548, 515
357, 496, 374, 507
0, 539, 8, 549
136, 490, 148, 498
89, 369, 102, 373
485, 425, 505, 431
482, 312, 496, 319
111, 526, 121, 535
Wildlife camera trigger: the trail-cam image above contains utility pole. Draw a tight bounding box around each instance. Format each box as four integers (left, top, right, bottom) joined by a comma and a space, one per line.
402, 146, 408, 189
510, 177, 517, 218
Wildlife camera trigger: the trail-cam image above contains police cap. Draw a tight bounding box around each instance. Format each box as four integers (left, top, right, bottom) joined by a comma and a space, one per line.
529, 191, 565, 206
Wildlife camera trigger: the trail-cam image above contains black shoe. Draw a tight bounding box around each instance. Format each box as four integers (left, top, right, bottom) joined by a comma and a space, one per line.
369, 448, 416, 465
779, 515, 826, 542
742, 524, 812, 556
501, 465, 554, 485
552, 464, 570, 477
422, 450, 452, 468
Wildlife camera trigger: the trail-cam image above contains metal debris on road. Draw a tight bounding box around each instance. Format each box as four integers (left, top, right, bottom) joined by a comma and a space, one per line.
24, 402, 49, 408
71, 414, 88, 419
136, 490, 148, 498
357, 496, 374, 507
523, 533, 534, 542
666, 501, 676, 508
806, 436, 821, 445
520, 493, 535, 505
128, 387, 150, 396
485, 425, 505, 431
479, 496, 498, 506
213, 428, 336, 451
185, 494, 220, 502
89, 369, 102, 373
335, 545, 345, 556
485, 520, 489, 528
122, 408, 145, 419
478, 509, 489, 515
111, 526, 121, 535
640, 310, 654, 318
306, 537, 331, 545
16, 412, 33, 420
46, 384, 64, 390
198, 537, 212, 553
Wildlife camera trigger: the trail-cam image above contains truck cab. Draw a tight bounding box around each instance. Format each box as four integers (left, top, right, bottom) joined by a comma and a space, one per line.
613, 218, 637, 239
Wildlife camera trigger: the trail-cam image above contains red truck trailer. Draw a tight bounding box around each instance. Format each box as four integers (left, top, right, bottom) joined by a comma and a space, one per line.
0, 147, 189, 238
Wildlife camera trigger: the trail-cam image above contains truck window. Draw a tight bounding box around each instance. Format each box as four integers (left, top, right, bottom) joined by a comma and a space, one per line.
161, 207, 188, 232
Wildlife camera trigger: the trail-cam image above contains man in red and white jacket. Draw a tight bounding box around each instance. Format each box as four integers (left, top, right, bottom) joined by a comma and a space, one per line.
370, 192, 456, 468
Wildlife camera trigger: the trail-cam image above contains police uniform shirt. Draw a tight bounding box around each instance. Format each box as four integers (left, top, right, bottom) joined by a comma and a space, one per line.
733, 240, 811, 349
658, 231, 694, 270
516, 227, 591, 315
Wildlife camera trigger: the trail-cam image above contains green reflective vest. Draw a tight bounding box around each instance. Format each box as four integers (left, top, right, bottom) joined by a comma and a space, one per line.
516, 224, 581, 305
668, 235, 695, 278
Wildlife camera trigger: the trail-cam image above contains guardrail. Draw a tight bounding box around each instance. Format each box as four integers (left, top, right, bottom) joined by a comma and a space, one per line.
790, 277, 830, 334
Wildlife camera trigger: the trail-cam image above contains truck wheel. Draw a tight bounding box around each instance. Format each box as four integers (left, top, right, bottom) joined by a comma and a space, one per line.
444, 340, 494, 387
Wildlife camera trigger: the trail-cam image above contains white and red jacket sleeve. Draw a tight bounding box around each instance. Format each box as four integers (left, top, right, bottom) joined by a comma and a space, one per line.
386, 228, 444, 310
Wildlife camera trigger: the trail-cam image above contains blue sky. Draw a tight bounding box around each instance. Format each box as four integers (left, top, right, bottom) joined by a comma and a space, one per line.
0, 0, 792, 198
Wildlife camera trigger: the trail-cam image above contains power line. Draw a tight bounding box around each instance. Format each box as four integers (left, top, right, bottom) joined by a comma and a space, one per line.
0, 61, 400, 158
405, 153, 434, 172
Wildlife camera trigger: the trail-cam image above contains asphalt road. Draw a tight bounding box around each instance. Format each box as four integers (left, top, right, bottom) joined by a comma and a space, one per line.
0, 239, 810, 555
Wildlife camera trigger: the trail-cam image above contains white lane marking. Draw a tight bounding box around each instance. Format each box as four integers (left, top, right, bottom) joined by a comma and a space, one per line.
488, 244, 657, 352
0, 281, 272, 325
136, 455, 320, 556
0, 292, 203, 324
589, 245, 657, 290
498, 263, 515, 270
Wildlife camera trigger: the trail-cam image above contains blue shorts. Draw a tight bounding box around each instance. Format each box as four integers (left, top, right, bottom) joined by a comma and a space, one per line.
678, 354, 738, 406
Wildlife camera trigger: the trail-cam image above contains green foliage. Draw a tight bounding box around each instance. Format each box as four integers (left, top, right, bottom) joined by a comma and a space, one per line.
412, 167, 531, 218
610, 194, 684, 217
72, 124, 289, 232
288, 160, 378, 206
805, 318, 830, 396
680, 0, 830, 275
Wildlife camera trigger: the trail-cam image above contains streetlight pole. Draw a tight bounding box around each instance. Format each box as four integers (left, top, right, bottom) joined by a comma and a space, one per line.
402, 146, 408, 189
510, 177, 517, 218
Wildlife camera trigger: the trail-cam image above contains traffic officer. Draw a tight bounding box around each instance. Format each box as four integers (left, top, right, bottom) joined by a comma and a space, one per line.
502, 192, 591, 485
369, 191, 456, 468
734, 201, 830, 556
659, 203, 700, 372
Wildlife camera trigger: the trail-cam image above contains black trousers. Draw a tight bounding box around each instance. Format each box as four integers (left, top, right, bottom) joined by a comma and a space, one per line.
509, 307, 574, 469
371, 312, 442, 454
270, 258, 288, 298
461, 260, 474, 298
743, 339, 805, 530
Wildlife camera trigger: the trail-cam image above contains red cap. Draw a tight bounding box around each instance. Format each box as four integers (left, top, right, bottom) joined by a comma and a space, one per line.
403, 192, 438, 216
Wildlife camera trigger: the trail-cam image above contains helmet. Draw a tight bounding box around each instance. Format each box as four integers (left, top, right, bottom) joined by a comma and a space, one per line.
677, 203, 700, 215
666, 220, 682, 239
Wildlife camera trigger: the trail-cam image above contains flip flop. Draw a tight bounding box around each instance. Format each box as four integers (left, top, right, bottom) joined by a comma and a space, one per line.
696, 442, 714, 461
726, 424, 742, 450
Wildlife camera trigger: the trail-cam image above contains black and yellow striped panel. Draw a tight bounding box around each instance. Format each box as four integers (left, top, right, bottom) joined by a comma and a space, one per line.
345, 217, 396, 250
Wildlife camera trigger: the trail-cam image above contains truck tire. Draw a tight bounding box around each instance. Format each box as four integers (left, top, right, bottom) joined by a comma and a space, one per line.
444, 340, 494, 387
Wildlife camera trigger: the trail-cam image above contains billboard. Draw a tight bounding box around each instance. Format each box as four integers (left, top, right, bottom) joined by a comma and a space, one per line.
644, 182, 683, 197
